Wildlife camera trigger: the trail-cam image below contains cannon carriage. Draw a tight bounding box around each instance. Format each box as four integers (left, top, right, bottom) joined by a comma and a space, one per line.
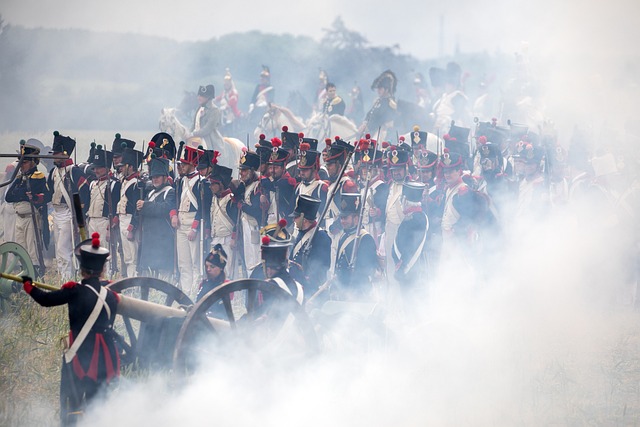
1, 242, 386, 376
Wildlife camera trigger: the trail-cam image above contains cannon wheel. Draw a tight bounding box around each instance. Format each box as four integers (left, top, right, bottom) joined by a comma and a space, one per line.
172, 278, 319, 374
106, 277, 193, 368
0, 242, 37, 304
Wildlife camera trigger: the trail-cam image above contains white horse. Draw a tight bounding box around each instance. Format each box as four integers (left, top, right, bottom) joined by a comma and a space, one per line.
159, 108, 245, 173
305, 113, 359, 142
253, 105, 359, 143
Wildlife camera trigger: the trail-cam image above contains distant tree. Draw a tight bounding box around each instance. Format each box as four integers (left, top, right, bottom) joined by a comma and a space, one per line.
321, 17, 369, 50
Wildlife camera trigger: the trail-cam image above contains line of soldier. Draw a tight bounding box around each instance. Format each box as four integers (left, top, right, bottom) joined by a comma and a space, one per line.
2, 118, 604, 307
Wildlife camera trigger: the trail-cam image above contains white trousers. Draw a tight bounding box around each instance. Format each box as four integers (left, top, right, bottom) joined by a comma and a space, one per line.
52, 205, 74, 279
118, 214, 138, 278
177, 212, 202, 296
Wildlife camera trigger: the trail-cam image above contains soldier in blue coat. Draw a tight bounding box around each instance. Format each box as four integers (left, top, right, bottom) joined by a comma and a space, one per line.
21, 233, 120, 425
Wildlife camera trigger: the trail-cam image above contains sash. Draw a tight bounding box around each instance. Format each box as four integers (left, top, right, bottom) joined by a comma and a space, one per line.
181, 174, 199, 210
292, 229, 314, 258
55, 167, 73, 208
212, 193, 234, 232
271, 277, 304, 305
64, 286, 110, 363
149, 185, 171, 202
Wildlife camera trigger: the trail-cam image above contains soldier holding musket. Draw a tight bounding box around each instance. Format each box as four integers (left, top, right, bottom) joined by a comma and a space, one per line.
174, 145, 206, 295
236, 151, 264, 274
86, 145, 120, 276
354, 136, 387, 249
262, 137, 297, 225
295, 139, 328, 215
206, 160, 238, 278
5, 141, 52, 276
47, 131, 90, 279
137, 156, 176, 278
324, 137, 355, 234
114, 146, 144, 278
289, 195, 331, 306
331, 183, 379, 301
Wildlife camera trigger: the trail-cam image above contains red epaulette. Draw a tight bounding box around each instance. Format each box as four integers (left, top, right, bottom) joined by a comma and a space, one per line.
287, 176, 297, 186
457, 185, 469, 196
62, 281, 78, 289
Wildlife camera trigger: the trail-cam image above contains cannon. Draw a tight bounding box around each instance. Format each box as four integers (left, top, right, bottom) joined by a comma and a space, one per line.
1, 243, 322, 374
2, 242, 389, 377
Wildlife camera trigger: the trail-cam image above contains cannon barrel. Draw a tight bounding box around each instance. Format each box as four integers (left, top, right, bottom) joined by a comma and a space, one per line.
117, 294, 229, 329
0, 272, 230, 329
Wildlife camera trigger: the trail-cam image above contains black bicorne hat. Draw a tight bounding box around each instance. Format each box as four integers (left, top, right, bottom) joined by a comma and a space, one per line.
294, 195, 321, 220
149, 132, 177, 160
198, 84, 215, 99
206, 244, 228, 269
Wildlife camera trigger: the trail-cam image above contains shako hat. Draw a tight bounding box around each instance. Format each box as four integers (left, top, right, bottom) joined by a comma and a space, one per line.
75, 233, 109, 272
239, 150, 261, 170
50, 131, 76, 156
112, 133, 136, 155
402, 181, 426, 203
294, 195, 321, 220
90, 145, 113, 169
148, 156, 170, 177
118, 148, 144, 168
208, 163, 233, 188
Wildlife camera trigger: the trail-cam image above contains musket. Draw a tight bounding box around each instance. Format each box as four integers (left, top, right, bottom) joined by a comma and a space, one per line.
349, 128, 381, 270
0, 153, 69, 189
24, 174, 46, 276
303, 143, 355, 257
199, 175, 206, 279
305, 274, 336, 306
230, 198, 247, 279
105, 158, 118, 277
72, 192, 87, 242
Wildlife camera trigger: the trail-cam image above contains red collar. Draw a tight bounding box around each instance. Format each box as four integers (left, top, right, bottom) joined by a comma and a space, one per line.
218, 189, 232, 198
125, 172, 139, 181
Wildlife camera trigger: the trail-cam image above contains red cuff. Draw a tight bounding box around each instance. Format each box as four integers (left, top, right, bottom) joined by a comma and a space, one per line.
62, 281, 77, 289
127, 224, 134, 232
191, 220, 200, 230
34, 193, 44, 204
170, 209, 177, 217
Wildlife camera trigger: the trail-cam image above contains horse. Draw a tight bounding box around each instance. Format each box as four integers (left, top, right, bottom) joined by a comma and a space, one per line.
305, 113, 359, 142
159, 108, 246, 173
253, 104, 306, 139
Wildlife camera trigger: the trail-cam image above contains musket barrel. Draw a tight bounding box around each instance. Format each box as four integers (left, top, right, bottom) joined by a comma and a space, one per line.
0, 154, 70, 160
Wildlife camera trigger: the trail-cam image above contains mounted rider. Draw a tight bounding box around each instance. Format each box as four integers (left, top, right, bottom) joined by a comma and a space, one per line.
187, 84, 224, 151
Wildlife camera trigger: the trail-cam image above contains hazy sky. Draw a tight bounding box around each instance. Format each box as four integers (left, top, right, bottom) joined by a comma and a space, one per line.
3, 0, 638, 60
